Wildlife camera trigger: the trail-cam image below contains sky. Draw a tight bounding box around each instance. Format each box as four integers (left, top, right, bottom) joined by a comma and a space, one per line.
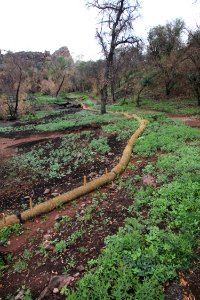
0, 0, 200, 61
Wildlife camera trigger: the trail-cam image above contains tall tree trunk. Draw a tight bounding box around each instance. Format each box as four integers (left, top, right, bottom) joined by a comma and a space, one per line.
194, 86, 200, 106
100, 63, 110, 114
56, 74, 65, 98
14, 68, 22, 117
136, 87, 143, 107
197, 93, 200, 106
111, 79, 115, 103
100, 85, 107, 114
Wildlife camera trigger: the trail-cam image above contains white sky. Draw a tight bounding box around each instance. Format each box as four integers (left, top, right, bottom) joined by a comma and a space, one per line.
0, 0, 200, 61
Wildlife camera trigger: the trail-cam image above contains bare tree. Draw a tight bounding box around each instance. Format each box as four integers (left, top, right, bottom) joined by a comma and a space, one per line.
49, 56, 73, 97
86, 0, 140, 113
0, 51, 32, 119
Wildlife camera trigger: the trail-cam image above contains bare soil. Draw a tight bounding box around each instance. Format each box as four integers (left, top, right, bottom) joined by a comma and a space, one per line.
167, 113, 200, 129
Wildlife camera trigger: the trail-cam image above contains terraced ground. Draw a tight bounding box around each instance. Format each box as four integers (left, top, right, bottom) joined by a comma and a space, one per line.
0, 94, 200, 300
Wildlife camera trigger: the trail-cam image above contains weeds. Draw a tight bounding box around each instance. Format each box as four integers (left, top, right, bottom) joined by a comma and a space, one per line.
0, 224, 21, 246
63, 114, 200, 299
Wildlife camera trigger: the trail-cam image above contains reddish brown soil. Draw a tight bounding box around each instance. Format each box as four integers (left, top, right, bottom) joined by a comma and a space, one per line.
0, 133, 66, 157
167, 114, 200, 129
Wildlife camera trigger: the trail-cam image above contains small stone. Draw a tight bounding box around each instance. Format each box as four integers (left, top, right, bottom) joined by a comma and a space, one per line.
51, 192, 59, 197
7, 240, 11, 246
55, 215, 62, 222
44, 188, 50, 195
46, 244, 54, 251
74, 272, 80, 278
63, 276, 75, 286
24, 196, 30, 200
76, 265, 85, 272
108, 152, 114, 156
53, 288, 59, 294
15, 289, 24, 300
43, 234, 52, 241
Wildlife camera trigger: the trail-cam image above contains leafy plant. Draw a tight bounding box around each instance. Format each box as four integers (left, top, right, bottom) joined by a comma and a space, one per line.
0, 224, 21, 246
13, 259, 27, 273
54, 240, 67, 253
89, 136, 111, 155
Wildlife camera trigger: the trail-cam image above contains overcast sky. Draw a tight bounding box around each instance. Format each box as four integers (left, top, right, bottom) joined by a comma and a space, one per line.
0, 0, 200, 60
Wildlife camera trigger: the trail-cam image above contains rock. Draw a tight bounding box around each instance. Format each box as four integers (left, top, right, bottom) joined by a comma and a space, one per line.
43, 234, 52, 241
45, 244, 54, 251
142, 175, 157, 187
44, 188, 50, 195
53, 288, 59, 294
51, 192, 59, 197
55, 215, 62, 222
76, 265, 85, 272
74, 272, 80, 278
108, 152, 114, 156
89, 172, 97, 177
52, 47, 71, 60
15, 289, 24, 300
43, 240, 54, 251
24, 196, 30, 200
38, 276, 75, 300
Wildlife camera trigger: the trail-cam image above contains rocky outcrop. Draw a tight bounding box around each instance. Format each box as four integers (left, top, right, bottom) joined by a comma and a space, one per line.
0, 46, 72, 66
52, 46, 71, 60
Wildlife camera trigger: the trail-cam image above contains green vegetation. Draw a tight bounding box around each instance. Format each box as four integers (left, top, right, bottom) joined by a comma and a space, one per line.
54, 240, 67, 253
0, 224, 21, 246
20, 109, 63, 122
1, 92, 200, 298
34, 94, 64, 104
62, 114, 200, 299
134, 114, 200, 156
0, 110, 123, 133
89, 136, 111, 154
103, 117, 139, 140
9, 132, 94, 181
141, 98, 200, 114
13, 259, 27, 273
109, 97, 200, 115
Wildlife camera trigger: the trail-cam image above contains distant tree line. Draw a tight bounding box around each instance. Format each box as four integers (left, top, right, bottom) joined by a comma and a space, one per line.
0, 2, 200, 118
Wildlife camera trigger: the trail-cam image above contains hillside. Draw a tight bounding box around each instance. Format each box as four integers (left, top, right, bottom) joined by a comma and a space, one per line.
0, 93, 199, 299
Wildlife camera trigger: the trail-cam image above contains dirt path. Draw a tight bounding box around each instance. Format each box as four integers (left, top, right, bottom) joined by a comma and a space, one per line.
0, 132, 67, 157
167, 113, 200, 129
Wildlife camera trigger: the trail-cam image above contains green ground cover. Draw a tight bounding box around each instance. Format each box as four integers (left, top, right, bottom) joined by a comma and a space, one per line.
62, 114, 200, 299
109, 97, 200, 115
0, 110, 125, 133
